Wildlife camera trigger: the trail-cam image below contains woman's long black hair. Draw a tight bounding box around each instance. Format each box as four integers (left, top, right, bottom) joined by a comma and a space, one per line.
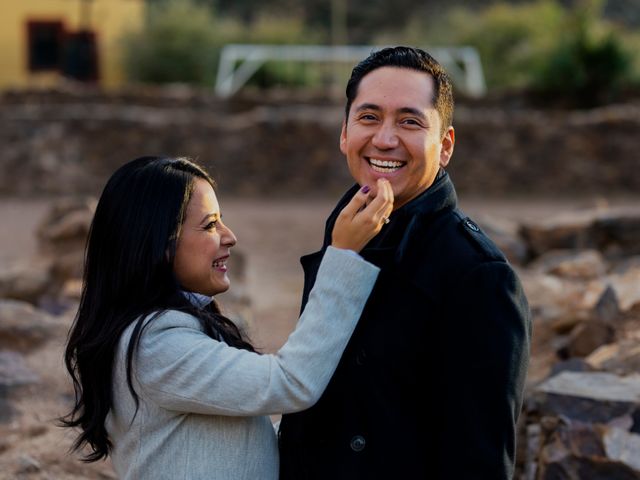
61, 156, 254, 462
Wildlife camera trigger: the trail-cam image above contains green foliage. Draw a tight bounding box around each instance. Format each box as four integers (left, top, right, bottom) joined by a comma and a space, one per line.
376, 0, 638, 105
123, 0, 639, 102
121, 1, 220, 85
533, 5, 634, 106
619, 31, 640, 85
237, 16, 325, 89
454, 1, 567, 89
120, 1, 321, 88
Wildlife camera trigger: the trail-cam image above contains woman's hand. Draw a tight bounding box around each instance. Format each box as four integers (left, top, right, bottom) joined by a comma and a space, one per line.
331, 179, 394, 253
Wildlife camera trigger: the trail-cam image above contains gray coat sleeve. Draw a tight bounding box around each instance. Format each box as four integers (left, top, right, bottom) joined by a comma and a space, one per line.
133, 246, 379, 416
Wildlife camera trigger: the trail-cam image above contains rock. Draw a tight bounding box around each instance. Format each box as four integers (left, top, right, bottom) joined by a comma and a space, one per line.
521, 212, 596, 258
593, 209, 640, 258
529, 249, 608, 280
566, 320, 615, 358
535, 417, 640, 479
0, 258, 53, 304
0, 299, 61, 351
519, 272, 570, 321
607, 264, 640, 312
603, 426, 640, 472
0, 350, 39, 388
475, 215, 529, 264
520, 270, 607, 330
36, 196, 96, 253
612, 256, 640, 275
537, 371, 640, 403
26, 424, 48, 438
587, 340, 640, 376
36, 197, 94, 291
531, 371, 640, 423
0, 350, 39, 423
16, 454, 41, 473
0, 197, 95, 310
524, 423, 542, 480
49, 249, 85, 284
550, 313, 589, 335
594, 285, 621, 323
61, 278, 83, 300
537, 418, 603, 465
521, 208, 640, 261
548, 358, 595, 378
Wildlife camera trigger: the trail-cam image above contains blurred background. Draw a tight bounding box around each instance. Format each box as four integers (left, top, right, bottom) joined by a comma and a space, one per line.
1, 0, 640, 478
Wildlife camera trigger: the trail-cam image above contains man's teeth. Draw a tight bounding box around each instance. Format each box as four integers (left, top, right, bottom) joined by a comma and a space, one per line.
368, 158, 404, 172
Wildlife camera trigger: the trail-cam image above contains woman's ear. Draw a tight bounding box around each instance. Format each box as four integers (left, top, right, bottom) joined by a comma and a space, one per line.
165, 239, 176, 263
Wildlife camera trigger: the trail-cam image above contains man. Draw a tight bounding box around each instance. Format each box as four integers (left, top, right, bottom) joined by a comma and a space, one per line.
279, 46, 531, 479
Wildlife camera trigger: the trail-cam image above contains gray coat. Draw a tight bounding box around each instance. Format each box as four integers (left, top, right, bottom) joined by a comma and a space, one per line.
105, 246, 379, 479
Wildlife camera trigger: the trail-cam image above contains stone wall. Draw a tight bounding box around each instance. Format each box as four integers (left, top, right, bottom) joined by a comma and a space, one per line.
1, 88, 639, 198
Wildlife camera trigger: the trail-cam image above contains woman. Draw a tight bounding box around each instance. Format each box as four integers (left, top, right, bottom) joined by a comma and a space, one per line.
62, 156, 393, 479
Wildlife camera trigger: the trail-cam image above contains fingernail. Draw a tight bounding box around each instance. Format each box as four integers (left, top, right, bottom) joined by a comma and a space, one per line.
360, 185, 370, 194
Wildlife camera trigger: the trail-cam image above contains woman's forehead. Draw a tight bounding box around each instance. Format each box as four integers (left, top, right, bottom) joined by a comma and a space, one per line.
186, 179, 219, 218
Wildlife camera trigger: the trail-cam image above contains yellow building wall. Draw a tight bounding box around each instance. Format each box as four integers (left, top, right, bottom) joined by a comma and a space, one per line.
0, 0, 144, 89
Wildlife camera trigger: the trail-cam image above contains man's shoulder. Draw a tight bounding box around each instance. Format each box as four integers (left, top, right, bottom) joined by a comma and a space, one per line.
405, 209, 509, 287
448, 210, 507, 263
414, 209, 505, 261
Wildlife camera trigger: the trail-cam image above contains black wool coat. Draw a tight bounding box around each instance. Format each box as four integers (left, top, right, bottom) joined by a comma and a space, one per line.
278, 172, 531, 480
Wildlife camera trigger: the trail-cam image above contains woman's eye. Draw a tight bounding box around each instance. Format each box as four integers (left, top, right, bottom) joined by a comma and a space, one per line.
204, 221, 218, 230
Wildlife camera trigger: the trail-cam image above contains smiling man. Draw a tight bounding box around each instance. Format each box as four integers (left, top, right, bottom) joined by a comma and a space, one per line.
340, 62, 454, 211
278, 46, 531, 479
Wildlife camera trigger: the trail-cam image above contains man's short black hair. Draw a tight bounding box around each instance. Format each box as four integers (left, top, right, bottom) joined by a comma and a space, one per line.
345, 46, 454, 136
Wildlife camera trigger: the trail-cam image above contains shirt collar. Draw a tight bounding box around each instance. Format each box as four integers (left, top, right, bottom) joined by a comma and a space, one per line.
182, 290, 213, 309
323, 169, 458, 248
392, 168, 457, 220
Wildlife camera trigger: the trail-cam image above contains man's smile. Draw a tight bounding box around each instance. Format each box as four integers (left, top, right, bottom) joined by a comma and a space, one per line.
366, 157, 407, 173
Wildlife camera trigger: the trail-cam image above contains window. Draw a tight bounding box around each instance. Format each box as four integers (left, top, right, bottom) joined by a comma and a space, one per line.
26, 21, 100, 82
27, 21, 64, 71
62, 31, 99, 82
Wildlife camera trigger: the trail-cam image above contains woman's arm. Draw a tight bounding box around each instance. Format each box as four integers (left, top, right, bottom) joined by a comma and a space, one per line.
131, 246, 378, 416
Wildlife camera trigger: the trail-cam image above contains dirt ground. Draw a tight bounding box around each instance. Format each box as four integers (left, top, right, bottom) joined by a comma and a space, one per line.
1, 192, 638, 478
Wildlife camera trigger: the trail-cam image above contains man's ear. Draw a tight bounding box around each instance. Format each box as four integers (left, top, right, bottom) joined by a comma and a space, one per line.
439, 126, 455, 168
339, 120, 347, 155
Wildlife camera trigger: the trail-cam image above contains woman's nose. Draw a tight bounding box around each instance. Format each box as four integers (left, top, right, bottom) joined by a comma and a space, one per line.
220, 222, 237, 247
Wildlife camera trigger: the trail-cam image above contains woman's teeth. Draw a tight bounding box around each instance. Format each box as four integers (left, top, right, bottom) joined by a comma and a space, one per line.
368, 158, 404, 173
212, 259, 227, 268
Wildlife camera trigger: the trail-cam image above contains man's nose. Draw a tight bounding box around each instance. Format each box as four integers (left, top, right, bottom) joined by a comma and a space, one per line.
371, 122, 399, 149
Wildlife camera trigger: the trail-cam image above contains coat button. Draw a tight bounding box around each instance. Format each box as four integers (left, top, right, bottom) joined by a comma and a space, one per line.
350, 435, 366, 452
464, 219, 480, 232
